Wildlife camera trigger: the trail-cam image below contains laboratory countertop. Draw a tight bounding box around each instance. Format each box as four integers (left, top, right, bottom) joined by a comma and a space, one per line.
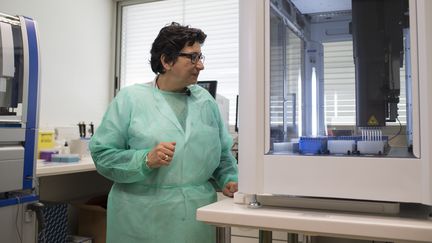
197, 198, 432, 242
36, 157, 96, 177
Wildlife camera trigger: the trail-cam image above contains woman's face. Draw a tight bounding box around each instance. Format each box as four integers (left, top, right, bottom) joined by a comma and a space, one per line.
170, 42, 205, 87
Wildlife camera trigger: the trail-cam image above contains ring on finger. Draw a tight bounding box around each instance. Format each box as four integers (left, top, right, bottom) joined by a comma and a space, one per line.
165, 154, 169, 160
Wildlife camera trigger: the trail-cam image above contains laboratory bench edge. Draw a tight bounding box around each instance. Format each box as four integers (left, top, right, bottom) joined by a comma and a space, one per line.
197, 198, 432, 243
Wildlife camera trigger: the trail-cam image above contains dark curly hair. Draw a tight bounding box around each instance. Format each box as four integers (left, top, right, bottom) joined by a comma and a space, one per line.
150, 22, 207, 74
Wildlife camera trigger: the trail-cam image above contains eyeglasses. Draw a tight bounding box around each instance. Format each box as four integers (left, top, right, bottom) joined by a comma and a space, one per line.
178, 52, 205, 64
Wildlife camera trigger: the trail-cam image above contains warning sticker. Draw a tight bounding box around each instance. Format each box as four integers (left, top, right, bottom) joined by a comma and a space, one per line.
367, 115, 379, 126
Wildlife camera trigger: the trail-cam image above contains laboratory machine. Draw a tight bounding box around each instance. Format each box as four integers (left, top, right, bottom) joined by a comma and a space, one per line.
0, 12, 41, 242
239, 0, 432, 211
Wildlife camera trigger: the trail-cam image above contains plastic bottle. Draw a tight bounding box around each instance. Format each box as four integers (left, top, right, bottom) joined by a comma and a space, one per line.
62, 141, 70, 154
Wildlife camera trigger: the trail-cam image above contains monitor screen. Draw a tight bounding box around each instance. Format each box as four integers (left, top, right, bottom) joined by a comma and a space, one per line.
197, 81, 217, 99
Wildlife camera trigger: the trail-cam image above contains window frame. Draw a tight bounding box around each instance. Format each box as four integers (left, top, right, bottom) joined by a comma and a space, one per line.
113, 0, 240, 127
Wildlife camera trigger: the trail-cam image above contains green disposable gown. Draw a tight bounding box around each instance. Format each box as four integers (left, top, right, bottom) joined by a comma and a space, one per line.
89, 81, 238, 243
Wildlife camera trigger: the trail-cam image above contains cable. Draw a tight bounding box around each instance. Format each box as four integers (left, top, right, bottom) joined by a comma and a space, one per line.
388, 117, 402, 141
27, 176, 40, 195
27, 200, 46, 243
15, 196, 23, 243
39, 224, 46, 243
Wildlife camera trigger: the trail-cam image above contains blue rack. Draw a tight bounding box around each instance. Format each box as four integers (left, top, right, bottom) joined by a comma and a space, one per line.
299, 137, 328, 154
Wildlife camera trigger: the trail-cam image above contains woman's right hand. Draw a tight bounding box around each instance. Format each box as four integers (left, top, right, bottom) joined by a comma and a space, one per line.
146, 142, 176, 169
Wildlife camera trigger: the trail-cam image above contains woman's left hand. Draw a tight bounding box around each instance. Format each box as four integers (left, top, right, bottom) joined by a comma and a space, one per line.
222, 181, 238, 198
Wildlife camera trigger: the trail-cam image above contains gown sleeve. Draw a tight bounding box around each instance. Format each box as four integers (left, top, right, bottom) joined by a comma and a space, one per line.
210, 101, 239, 188
89, 89, 153, 183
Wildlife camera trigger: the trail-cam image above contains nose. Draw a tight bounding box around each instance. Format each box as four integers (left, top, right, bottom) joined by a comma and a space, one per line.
196, 60, 204, 70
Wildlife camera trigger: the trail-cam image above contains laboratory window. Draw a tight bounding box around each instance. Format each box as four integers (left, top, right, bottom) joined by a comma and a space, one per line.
114, 0, 239, 125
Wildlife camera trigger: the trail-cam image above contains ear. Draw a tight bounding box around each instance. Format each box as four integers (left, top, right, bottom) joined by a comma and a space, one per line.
160, 54, 173, 71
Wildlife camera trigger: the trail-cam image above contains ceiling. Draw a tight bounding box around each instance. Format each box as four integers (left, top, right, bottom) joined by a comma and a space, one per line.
291, 0, 351, 14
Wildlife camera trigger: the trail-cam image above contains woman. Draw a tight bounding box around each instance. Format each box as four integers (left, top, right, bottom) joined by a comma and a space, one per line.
89, 22, 238, 243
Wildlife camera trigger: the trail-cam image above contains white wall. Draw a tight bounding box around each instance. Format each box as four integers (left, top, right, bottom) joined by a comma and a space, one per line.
1, 0, 114, 129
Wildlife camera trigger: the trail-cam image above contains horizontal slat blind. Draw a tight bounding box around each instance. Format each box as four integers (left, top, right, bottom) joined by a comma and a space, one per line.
119, 0, 239, 125
323, 41, 406, 125
270, 13, 302, 129
323, 41, 356, 125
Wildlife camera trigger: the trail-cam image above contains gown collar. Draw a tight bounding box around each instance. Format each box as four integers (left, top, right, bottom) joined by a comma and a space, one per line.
151, 75, 187, 134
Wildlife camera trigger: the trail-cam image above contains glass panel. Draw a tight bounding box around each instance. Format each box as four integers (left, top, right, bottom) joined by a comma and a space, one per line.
323, 41, 356, 126
0, 22, 23, 120
323, 41, 407, 126
267, 0, 413, 158
269, 8, 303, 154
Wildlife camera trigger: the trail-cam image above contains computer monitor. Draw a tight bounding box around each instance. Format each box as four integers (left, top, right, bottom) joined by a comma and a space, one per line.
197, 81, 217, 99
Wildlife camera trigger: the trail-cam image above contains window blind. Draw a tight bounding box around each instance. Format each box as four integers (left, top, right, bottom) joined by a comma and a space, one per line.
323, 41, 406, 125
269, 12, 302, 128
118, 0, 239, 125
